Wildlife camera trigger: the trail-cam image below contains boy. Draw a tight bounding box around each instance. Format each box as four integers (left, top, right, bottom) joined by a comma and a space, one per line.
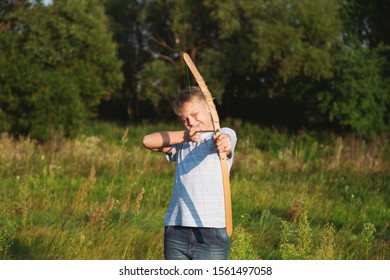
142, 86, 237, 260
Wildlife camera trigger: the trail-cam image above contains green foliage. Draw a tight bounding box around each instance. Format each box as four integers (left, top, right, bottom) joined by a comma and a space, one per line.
2, 0, 387, 137
280, 211, 336, 260
315, 45, 389, 136
136, 59, 181, 117
102, 0, 389, 136
238, 0, 341, 81
314, 223, 337, 260
340, 0, 390, 47
358, 223, 376, 259
101, 0, 150, 120
0, 220, 18, 259
229, 226, 259, 260
2, 0, 389, 136
0, 1, 123, 140
136, 0, 221, 116
140, 0, 343, 90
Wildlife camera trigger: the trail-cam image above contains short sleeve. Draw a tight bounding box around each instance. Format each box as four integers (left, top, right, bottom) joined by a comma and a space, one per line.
165, 145, 178, 162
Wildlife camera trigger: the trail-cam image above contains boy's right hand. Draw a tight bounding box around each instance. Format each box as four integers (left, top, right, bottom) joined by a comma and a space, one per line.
187, 126, 202, 142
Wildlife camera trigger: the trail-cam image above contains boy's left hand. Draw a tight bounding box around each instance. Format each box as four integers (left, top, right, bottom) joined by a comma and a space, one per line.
214, 133, 232, 155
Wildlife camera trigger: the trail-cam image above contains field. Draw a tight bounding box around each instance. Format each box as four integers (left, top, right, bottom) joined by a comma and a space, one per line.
0, 121, 389, 260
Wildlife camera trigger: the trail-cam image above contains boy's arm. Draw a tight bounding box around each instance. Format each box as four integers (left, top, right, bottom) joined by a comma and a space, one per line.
142, 130, 190, 153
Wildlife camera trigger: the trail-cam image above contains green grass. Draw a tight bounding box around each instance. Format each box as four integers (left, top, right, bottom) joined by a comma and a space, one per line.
0, 121, 389, 259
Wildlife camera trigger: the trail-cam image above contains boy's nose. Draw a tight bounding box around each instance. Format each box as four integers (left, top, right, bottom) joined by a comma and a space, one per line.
187, 116, 195, 126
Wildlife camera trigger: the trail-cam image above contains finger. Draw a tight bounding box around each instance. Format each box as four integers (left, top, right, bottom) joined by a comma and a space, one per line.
216, 139, 225, 148
189, 127, 200, 136
216, 136, 228, 146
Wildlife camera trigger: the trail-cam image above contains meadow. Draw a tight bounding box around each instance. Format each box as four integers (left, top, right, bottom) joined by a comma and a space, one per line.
0, 121, 389, 260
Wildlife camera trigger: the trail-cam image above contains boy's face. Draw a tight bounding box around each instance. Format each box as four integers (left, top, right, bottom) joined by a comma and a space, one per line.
177, 97, 213, 131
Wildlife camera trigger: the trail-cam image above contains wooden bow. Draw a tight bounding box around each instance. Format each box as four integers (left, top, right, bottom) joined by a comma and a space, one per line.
182, 53, 233, 236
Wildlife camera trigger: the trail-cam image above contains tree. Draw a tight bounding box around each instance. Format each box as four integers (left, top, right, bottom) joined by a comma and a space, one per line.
341, 0, 390, 47
101, 0, 149, 120
314, 46, 388, 136
137, 0, 344, 119
136, 0, 222, 118
110, 0, 388, 135
309, 0, 390, 135
0, 0, 123, 140
334, 0, 390, 135
202, 0, 345, 127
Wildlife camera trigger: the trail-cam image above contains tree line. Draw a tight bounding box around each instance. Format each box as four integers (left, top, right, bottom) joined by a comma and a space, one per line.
0, 0, 389, 140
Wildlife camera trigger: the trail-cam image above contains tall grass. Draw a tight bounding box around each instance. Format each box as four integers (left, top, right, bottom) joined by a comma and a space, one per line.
0, 121, 389, 259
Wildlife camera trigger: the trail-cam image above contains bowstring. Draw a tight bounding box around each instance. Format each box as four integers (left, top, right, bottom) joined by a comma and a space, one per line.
185, 56, 192, 94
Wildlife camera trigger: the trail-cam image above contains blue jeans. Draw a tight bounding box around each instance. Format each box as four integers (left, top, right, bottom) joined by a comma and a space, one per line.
164, 226, 230, 260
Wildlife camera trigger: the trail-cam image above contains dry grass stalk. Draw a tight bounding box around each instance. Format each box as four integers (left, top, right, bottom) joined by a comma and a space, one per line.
74, 166, 96, 211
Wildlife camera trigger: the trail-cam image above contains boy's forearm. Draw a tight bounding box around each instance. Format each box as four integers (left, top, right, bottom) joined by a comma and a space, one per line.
142, 130, 189, 152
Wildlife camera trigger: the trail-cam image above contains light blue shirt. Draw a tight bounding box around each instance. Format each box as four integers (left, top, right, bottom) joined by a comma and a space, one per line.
165, 127, 237, 228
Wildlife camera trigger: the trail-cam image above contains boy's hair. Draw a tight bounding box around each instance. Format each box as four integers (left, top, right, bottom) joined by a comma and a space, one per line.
173, 86, 205, 115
